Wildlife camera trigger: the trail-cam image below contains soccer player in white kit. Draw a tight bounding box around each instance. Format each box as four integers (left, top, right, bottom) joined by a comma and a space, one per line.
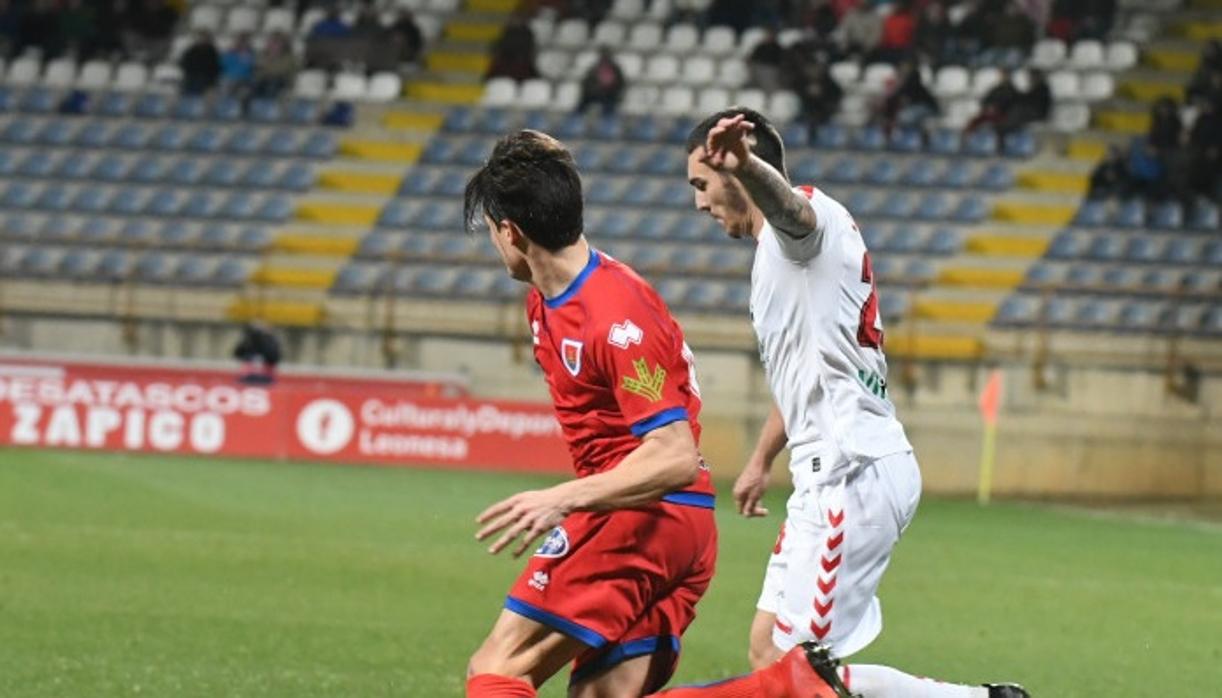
684, 109, 1028, 698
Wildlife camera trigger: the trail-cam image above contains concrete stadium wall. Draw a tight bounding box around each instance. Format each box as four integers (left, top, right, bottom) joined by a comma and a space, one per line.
2, 315, 1219, 499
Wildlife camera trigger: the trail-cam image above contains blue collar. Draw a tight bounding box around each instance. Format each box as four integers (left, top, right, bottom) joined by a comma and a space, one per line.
544, 248, 600, 309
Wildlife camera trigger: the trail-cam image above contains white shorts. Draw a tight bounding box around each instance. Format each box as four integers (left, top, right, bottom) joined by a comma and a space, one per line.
757, 451, 921, 658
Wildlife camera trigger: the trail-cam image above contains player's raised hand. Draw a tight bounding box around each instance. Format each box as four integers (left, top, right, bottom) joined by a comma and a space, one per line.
475, 488, 569, 557
732, 458, 770, 518
702, 114, 755, 173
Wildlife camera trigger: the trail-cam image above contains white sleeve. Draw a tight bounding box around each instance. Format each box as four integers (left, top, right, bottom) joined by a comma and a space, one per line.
773, 186, 841, 264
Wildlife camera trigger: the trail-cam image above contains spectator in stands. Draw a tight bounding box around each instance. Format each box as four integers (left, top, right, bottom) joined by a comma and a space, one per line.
789, 52, 843, 130
1127, 137, 1168, 200
985, 1, 1036, 67
253, 31, 299, 98
666, 0, 706, 28
233, 322, 282, 385
125, 0, 179, 62
310, 7, 353, 39
269, 0, 311, 22
1087, 145, 1131, 200
797, 0, 840, 40
485, 15, 539, 82
575, 47, 625, 116
1186, 98, 1221, 202
872, 0, 918, 64
966, 68, 1020, 133
833, 4, 882, 63
1147, 97, 1183, 156
388, 9, 425, 65
708, 0, 754, 35
1186, 40, 1222, 107
1011, 68, 1052, 127
748, 29, 786, 92
915, 1, 952, 67
58, 0, 97, 61
1047, 0, 1114, 42
221, 33, 257, 96
179, 30, 222, 96
352, 4, 385, 41
0, 0, 17, 58
15, 0, 58, 58
877, 58, 940, 131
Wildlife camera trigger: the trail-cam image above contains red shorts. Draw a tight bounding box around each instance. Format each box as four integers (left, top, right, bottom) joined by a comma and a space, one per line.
505, 493, 717, 689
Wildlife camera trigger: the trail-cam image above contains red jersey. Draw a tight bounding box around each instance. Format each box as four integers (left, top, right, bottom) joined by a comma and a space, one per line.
526, 248, 714, 502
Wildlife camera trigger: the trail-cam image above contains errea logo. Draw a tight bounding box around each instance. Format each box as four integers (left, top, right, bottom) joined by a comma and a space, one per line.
608, 320, 643, 349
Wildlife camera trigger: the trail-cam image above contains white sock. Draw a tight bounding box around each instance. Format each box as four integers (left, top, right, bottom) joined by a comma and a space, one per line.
840, 664, 988, 698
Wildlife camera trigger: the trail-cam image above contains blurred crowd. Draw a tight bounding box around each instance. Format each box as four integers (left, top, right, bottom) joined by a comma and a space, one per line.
1090, 41, 1222, 206
0, 0, 184, 64
499, 0, 1108, 133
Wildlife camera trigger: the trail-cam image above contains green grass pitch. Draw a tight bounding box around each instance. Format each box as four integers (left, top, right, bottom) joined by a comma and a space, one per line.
2, 448, 1220, 697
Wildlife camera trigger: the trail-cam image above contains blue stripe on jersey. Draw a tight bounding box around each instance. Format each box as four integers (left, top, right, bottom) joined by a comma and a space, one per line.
570, 635, 681, 686
504, 596, 608, 648
661, 491, 715, 509
629, 406, 689, 437
543, 248, 601, 309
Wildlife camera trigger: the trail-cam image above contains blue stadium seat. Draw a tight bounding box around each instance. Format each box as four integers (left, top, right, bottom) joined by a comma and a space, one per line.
153, 124, 190, 150
0, 149, 14, 176
413, 267, 459, 295
74, 119, 112, 148
1163, 238, 1199, 264
256, 195, 292, 221
189, 126, 225, 152
1046, 231, 1082, 259
1043, 296, 1075, 326
452, 268, 498, 298
926, 228, 961, 255
1, 213, 39, 240
903, 258, 936, 282
212, 96, 243, 121
126, 155, 164, 183
113, 123, 152, 149
417, 200, 461, 229
587, 178, 625, 205
59, 249, 101, 278
1, 181, 38, 208
1140, 268, 1180, 293
119, 219, 158, 245
980, 163, 1014, 190
58, 153, 93, 179
148, 189, 183, 217
1205, 240, 1222, 266
1074, 200, 1109, 226
883, 192, 918, 219
248, 98, 283, 123
684, 281, 728, 310
1125, 236, 1161, 263
357, 232, 393, 258
173, 95, 207, 120
20, 87, 57, 114
169, 157, 206, 186
1204, 308, 1222, 336
78, 217, 118, 243
1189, 201, 1219, 230
204, 159, 244, 187
573, 144, 606, 172
287, 98, 321, 125
815, 124, 850, 150
1086, 235, 1125, 261
854, 125, 887, 151
420, 137, 456, 164
198, 224, 237, 250
401, 232, 438, 258
964, 129, 998, 157
134, 252, 176, 283
1181, 269, 1220, 295
456, 137, 493, 166
1115, 199, 1146, 228
435, 170, 468, 197
68, 185, 112, 213
212, 257, 253, 286
2, 117, 39, 143
96, 92, 133, 117
590, 115, 624, 141
88, 154, 128, 181
888, 127, 923, 153
174, 255, 218, 285
1100, 265, 1137, 290
847, 190, 878, 217
109, 187, 149, 215
40, 119, 77, 146
17, 151, 57, 178
0, 244, 28, 275
1024, 261, 1060, 287
1002, 131, 1036, 158
235, 227, 272, 251
928, 128, 962, 155
220, 192, 257, 219
600, 211, 638, 238
182, 191, 219, 218
826, 157, 862, 184
1074, 299, 1115, 328
265, 129, 301, 156
332, 263, 384, 294
627, 115, 663, 143
952, 196, 988, 222
20, 246, 63, 276
442, 106, 477, 133
275, 163, 314, 190
301, 130, 337, 158
792, 157, 823, 182
477, 108, 513, 135
606, 147, 644, 174
226, 127, 264, 155
913, 194, 948, 220
902, 159, 941, 187
134, 93, 171, 119
879, 292, 909, 321
378, 200, 415, 228
97, 249, 133, 279
400, 169, 438, 196
1118, 301, 1159, 332
159, 223, 199, 248
1150, 201, 1183, 229
1066, 263, 1102, 287
866, 159, 902, 185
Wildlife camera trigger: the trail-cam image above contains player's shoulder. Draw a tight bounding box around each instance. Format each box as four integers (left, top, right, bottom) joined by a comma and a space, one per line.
587, 252, 676, 329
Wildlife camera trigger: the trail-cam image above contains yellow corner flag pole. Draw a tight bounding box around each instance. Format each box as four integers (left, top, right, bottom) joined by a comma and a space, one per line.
977, 369, 1003, 506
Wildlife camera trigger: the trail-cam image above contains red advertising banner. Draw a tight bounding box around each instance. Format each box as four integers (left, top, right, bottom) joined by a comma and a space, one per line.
0, 357, 572, 474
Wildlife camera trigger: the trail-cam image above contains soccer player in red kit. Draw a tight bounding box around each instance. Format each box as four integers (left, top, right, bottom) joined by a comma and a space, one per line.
463, 130, 853, 698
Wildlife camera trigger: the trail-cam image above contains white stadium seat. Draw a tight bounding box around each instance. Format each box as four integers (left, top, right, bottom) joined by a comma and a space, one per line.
862, 63, 897, 95
77, 60, 113, 90
1081, 72, 1115, 101
263, 8, 295, 34
43, 58, 77, 89
1052, 103, 1091, 132
519, 78, 553, 108
554, 81, 580, 110
1106, 41, 1139, 71
778, 28, 805, 47
647, 0, 673, 20
734, 88, 767, 112
943, 98, 979, 130
1069, 40, 1105, 70
681, 56, 716, 86
666, 24, 700, 52
1049, 70, 1081, 100
1031, 39, 1066, 70
768, 90, 802, 122
737, 27, 768, 56
226, 6, 260, 34
610, 0, 645, 21
830, 61, 860, 87
628, 23, 663, 52
660, 85, 695, 115
113, 62, 149, 92
537, 50, 569, 80
482, 77, 517, 106
293, 69, 328, 98
971, 66, 1003, 97
644, 54, 680, 83
151, 63, 183, 88
615, 52, 644, 81
573, 49, 599, 76
190, 5, 223, 32
7, 56, 40, 86
428, 0, 459, 12
933, 65, 970, 98
367, 72, 402, 102
592, 21, 627, 47
529, 16, 555, 44
697, 86, 732, 114
623, 85, 660, 115
720, 58, 749, 88
702, 27, 737, 56
554, 19, 589, 49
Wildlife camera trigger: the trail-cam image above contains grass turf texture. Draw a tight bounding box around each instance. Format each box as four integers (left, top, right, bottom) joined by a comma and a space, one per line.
2, 449, 1220, 697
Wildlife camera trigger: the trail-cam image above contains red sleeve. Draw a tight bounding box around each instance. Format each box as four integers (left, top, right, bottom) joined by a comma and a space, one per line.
588, 298, 693, 438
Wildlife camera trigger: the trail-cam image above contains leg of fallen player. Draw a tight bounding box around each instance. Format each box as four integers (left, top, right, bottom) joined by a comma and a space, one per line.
645, 644, 846, 698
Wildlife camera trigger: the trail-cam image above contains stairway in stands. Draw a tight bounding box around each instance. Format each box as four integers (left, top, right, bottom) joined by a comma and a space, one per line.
229, 0, 516, 328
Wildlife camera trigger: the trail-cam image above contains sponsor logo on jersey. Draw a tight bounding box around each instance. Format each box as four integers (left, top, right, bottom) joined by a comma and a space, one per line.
528, 571, 550, 591
560, 339, 582, 377
535, 526, 569, 558
621, 358, 666, 402
857, 368, 888, 399
607, 320, 643, 349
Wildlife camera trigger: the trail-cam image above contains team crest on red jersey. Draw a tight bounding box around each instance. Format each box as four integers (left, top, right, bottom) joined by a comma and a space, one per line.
560, 338, 583, 376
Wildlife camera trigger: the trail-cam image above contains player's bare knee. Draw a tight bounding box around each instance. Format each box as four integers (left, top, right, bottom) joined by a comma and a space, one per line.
467, 639, 523, 679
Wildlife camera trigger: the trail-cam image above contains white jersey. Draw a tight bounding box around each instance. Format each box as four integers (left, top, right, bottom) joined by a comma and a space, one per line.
750, 185, 912, 488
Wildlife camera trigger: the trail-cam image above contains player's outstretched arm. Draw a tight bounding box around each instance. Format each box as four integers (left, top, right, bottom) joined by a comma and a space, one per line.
733, 403, 787, 518
474, 421, 700, 556
704, 115, 819, 241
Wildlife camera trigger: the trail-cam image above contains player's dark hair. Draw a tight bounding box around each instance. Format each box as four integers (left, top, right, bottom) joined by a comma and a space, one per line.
686, 107, 788, 181
463, 130, 584, 251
